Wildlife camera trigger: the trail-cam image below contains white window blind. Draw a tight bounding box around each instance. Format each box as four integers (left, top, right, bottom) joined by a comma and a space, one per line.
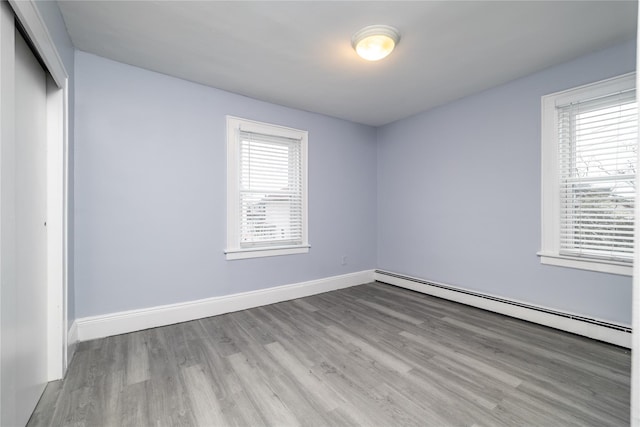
238, 130, 303, 249
557, 88, 637, 262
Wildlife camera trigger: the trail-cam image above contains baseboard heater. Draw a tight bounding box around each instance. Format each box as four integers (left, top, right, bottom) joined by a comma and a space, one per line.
374, 269, 632, 347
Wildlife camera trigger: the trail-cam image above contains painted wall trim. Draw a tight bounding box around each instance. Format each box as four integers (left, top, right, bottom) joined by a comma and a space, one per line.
8, 0, 67, 87
66, 320, 77, 366
76, 270, 375, 342
631, 14, 640, 426
375, 270, 632, 348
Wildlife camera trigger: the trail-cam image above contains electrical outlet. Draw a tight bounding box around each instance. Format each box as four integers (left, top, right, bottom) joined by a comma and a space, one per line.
341, 256, 348, 265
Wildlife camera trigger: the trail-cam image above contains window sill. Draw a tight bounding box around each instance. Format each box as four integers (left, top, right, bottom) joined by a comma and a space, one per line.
225, 245, 310, 260
537, 252, 632, 276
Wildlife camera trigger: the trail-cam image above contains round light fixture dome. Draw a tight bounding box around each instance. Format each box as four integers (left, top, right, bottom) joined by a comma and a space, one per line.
351, 25, 400, 61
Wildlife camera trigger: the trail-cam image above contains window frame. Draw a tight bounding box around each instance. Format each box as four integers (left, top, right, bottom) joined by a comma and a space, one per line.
225, 116, 309, 260
539, 72, 636, 276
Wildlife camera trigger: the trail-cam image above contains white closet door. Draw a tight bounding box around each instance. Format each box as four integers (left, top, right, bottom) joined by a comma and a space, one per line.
13, 26, 48, 426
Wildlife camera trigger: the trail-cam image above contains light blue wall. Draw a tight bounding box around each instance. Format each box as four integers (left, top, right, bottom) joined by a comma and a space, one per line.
74, 51, 377, 318
377, 40, 637, 325
34, 0, 75, 329
71, 33, 637, 324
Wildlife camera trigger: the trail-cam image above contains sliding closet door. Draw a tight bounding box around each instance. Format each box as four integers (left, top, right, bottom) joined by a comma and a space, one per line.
12, 25, 48, 426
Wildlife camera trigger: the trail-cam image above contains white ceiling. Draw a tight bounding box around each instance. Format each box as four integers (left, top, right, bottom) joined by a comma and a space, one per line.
57, 1, 637, 127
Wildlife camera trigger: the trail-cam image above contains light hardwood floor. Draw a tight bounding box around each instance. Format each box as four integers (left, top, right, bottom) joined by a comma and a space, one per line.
28, 282, 631, 426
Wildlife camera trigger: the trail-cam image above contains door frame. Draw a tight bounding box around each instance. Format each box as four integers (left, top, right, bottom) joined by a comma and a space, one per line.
5, 0, 69, 380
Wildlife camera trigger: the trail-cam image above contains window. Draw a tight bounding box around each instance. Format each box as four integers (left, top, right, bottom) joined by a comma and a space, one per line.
225, 116, 308, 260
540, 73, 637, 275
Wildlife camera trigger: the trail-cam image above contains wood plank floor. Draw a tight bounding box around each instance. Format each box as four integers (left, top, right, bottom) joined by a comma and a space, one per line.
28, 282, 631, 426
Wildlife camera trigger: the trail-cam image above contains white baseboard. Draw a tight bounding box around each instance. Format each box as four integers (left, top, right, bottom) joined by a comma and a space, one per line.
375, 270, 632, 348
77, 270, 375, 342
66, 320, 78, 370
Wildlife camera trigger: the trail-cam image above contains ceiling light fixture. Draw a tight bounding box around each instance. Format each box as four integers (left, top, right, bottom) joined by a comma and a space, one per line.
351, 25, 400, 61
